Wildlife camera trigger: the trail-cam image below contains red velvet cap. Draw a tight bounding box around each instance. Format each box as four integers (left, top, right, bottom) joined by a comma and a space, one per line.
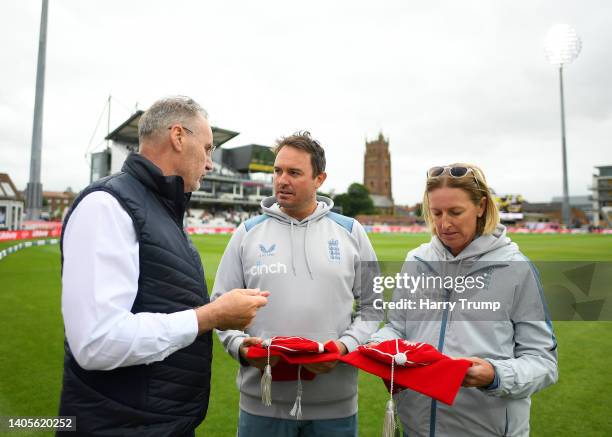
340, 339, 471, 405
247, 336, 341, 381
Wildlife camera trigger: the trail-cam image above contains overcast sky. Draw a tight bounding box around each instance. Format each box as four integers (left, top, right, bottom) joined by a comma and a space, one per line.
1, 0, 611, 205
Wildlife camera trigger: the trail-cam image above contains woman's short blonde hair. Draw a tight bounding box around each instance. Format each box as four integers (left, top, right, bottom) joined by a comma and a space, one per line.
422, 163, 500, 236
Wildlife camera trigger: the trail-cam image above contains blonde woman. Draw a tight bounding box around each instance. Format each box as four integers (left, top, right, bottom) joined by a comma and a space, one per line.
370, 164, 558, 436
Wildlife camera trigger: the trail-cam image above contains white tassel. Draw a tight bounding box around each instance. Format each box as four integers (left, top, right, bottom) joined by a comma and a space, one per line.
289, 389, 303, 420
261, 339, 273, 407
382, 398, 396, 437
382, 339, 399, 437
290, 364, 303, 420
261, 364, 272, 406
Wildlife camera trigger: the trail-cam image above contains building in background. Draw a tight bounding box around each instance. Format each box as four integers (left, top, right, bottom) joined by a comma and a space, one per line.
90, 111, 274, 227
0, 173, 24, 230
493, 191, 595, 228
551, 195, 594, 223
42, 189, 76, 220
521, 201, 587, 227
590, 165, 612, 227
90, 110, 242, 180
363, 132, 394, 214
494, 193, 525, 224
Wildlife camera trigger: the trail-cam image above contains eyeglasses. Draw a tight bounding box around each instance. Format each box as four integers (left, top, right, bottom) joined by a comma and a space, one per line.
168, 125, 216, 157
427, 166, 483, 190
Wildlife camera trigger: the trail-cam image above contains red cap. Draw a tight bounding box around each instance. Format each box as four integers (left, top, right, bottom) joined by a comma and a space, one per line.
340, 339, 471, 405
247, 336, 341, 381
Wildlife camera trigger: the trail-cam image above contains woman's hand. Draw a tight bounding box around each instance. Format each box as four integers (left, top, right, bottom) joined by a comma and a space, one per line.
457, 356, 496, 388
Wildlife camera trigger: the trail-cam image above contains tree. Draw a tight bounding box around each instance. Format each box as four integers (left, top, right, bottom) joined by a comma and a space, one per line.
414, 203, 423, 218
333, 183, 375, 217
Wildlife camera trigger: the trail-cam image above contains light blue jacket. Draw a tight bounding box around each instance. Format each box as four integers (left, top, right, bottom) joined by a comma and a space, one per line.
371, 225, 558, 436
212, 196, 380, 420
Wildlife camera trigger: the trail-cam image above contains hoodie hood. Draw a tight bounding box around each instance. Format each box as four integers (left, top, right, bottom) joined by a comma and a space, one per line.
259, 195, 334, 278
426, 224, 517, 261
411, 224, 520, 277
260, 195, 334, 225
406, 224, 521, 291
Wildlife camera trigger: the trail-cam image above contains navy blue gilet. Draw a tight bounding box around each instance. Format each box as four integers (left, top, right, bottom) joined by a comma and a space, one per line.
58, 153, 212, 436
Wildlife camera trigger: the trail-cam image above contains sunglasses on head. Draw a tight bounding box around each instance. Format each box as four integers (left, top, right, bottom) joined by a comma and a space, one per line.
427, 166, 477, 178
427, 166, 484, 190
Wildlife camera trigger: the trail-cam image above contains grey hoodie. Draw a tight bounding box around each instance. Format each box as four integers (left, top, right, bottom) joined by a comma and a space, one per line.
211, 196, 379, 420
371, 225, 558, 437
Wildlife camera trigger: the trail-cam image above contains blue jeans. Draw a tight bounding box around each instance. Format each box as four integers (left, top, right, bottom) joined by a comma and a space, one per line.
237, 409, 358, 437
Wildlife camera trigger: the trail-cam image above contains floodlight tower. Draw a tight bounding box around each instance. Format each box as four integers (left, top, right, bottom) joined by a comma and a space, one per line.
26, 0, 49, 220
544, 24, 582, 227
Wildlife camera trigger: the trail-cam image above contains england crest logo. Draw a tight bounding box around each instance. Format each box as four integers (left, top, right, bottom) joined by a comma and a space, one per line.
328, 239, 340, 261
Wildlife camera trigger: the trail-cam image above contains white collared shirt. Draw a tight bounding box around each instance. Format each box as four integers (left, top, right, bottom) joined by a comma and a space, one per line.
61, 191, 199, 371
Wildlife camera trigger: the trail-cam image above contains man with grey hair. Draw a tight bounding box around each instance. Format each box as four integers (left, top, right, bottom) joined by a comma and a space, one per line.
58, 95, 269, 436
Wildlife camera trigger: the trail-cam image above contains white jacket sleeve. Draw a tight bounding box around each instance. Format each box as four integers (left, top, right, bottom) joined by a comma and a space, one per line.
210, 224, 248, 362
62, 191, 198, 371
483, 264, 559, 399
338, 222, 383, 352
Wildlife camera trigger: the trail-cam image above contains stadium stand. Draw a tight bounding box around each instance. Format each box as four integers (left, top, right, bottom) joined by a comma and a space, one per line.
90, 111, 273, 229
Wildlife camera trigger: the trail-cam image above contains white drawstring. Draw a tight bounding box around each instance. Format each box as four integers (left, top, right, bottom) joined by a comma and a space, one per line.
290, 222, 296, 276
304, 220, 313, 279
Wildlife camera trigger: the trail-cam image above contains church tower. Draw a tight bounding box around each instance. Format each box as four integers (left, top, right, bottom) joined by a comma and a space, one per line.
363, 132, 393, 201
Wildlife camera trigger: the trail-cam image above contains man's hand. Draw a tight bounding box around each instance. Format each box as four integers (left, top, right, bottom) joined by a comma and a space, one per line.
457, 356, 495, 388
302, 340, 348, 374
196, 289, 269, 334
334, 340, 348, 356
239, 337, 280, 369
